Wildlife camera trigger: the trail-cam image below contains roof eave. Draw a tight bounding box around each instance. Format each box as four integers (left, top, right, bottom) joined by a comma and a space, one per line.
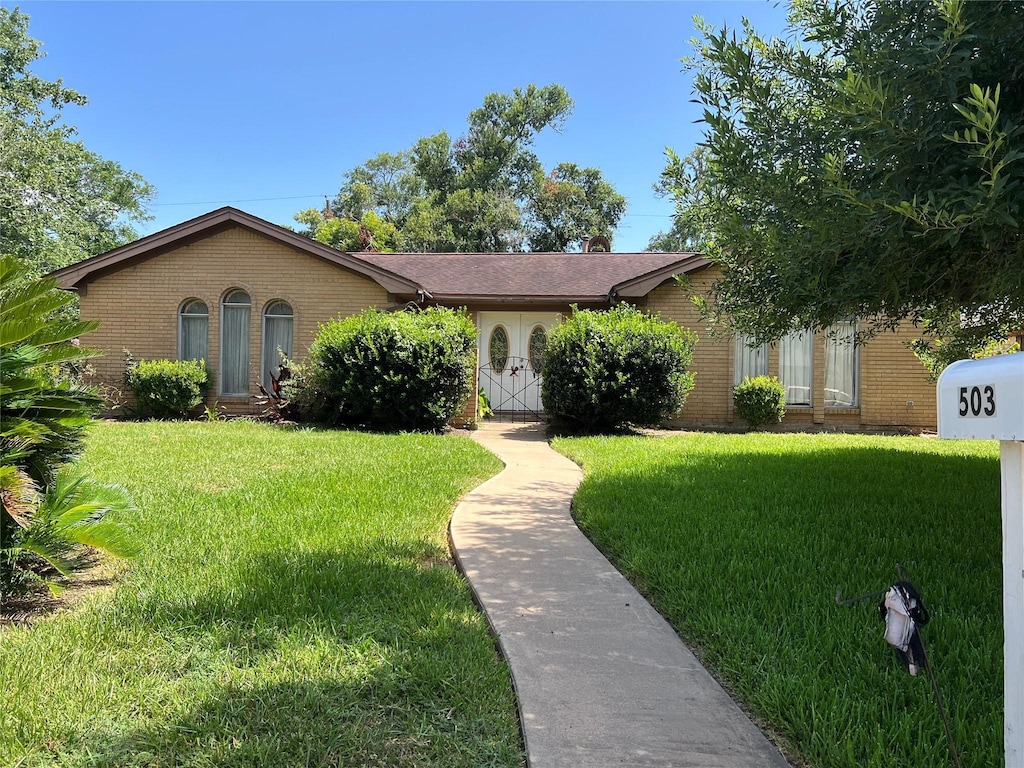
611, 255, 711, 298
423, 294, 610, 305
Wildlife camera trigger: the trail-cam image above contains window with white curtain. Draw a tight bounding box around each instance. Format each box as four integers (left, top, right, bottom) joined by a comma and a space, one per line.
261, 301, 293, 386
734, 334, 768, 384
779, 330, 813, 406
178, 299, 208, 363
220, 289, 251, 396
825, 321, 858, 407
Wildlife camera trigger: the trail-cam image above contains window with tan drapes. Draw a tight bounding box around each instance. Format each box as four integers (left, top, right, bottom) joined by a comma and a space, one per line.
221, 290, 251, 396
825, 321, 858, 407
779, 330, 813, 406
734, 334, 768, 384
178, 299, 208, 363
261, 301, 293, 387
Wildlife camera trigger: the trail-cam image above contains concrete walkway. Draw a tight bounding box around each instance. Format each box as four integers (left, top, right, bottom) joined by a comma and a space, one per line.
450, 422, 790, 768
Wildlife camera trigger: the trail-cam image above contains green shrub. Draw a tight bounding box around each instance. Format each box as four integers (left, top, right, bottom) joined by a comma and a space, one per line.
733, 375, 786, 429
126, 359, 209, 419
541, 304, 697, 432
300, 307, 476, 431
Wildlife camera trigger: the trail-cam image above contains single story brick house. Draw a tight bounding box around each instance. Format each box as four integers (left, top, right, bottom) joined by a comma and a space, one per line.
50, 206, 938, 431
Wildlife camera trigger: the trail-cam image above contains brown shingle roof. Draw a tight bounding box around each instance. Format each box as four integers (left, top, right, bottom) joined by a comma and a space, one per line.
354, 251, 709, 302
46, 206, 711, 303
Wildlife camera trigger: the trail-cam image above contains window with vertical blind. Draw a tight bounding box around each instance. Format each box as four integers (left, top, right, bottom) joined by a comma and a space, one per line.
825, 321, 858, 406
779, 330, 813, 406
734, 334, 768, 384
178, 299, 208, 363
220, 290, 251, 396
262, 301, 293, 386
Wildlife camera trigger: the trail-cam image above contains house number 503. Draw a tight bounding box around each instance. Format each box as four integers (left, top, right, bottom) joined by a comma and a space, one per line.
958, 385, 996, 417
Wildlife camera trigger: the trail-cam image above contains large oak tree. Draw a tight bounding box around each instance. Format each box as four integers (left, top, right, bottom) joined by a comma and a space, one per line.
296, 84, 626, 253
664, 0, 1023, 352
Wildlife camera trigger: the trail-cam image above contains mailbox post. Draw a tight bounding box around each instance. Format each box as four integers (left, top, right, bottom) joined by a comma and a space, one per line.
937, 352, 1024, 764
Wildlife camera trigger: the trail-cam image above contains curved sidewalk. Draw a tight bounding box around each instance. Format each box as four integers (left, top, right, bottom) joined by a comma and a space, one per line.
450, 422, 790, 768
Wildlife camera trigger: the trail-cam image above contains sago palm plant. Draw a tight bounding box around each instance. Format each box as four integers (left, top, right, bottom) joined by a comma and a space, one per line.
1, 255, 137, 596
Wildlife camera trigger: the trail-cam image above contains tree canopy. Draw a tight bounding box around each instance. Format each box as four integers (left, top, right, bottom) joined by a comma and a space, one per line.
647, 147, 712, 253
663, 0, 1024, 348
295, 84, 626, 253
1, 7, 154, 274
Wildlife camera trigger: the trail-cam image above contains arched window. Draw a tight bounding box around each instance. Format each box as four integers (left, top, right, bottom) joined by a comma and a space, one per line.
528, 325, 547, 372
262, 301, 293, 387
488, 326, 509, 372
178, 299, 208, 363
220, 290, 251, 396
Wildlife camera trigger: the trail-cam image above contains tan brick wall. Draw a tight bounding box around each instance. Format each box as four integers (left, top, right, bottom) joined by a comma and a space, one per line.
78, 225, 388, 413
644, 265, 938, 431
644, 270, 733, 425
859, 321, 937, 428
452, 326, 480, 428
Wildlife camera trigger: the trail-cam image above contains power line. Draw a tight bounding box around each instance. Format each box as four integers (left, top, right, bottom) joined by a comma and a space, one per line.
151, 194, 327, 207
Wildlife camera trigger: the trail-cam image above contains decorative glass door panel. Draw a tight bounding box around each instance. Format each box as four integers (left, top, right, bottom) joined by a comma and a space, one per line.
478, 313, 559, 415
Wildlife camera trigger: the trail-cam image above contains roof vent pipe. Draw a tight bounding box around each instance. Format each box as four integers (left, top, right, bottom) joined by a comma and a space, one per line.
582, 235, 591, 254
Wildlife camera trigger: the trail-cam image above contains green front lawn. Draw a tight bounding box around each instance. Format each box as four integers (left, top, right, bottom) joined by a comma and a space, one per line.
1, 421, 522, 768
554, 432, 1002, 768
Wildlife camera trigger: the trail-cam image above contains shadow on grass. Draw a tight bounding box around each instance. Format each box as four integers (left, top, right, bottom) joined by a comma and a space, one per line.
61, 545, 520, 767
566, 440, 1003, 768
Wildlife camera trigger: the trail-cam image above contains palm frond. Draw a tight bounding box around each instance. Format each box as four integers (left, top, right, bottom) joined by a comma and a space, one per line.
35, 470, 141, 558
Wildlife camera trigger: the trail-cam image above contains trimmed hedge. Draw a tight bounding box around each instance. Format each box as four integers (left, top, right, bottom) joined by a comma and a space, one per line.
298, 307, 476, 432
733, 375, 786, 429
541, 304, 696, 432
126, 359, 208, 419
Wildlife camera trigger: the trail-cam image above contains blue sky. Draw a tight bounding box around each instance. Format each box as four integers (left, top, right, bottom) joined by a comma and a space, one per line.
17, 1, 790, 252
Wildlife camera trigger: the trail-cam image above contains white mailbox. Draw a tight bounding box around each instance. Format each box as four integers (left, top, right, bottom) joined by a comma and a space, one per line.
937, 351, 1024, 766
937, 352, 1024, 440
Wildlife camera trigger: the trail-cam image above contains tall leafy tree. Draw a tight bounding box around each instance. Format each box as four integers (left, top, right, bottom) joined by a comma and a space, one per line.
296, 84, 626, 253
663, 0, 1024, 350
528, 163, 626, 252
1, 7, 154, 274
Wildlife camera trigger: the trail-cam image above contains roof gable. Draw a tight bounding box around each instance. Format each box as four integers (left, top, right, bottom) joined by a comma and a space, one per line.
48, 207, 424, 296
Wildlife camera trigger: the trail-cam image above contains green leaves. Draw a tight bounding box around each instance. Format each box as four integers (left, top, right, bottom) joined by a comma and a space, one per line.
732, 375, 786, 429
15, 469, 139, 583
541, 304, 697, 431
125, 358, 209, 419
0, 8, 153, 275
295, 84, 624, 253
299, 308, 477, 431
1, 257, 136, 596
667, 0, 1024, 346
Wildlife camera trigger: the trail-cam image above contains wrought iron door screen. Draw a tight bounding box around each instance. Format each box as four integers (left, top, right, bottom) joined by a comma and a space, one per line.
479, 355, 545, 422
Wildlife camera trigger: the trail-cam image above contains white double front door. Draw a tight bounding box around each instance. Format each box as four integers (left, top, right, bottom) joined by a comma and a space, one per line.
478, 312, 560, 413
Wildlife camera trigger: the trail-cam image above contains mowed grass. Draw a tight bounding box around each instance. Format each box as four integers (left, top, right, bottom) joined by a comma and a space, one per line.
1, 421, 522, 768
553, 432, 1002, 768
